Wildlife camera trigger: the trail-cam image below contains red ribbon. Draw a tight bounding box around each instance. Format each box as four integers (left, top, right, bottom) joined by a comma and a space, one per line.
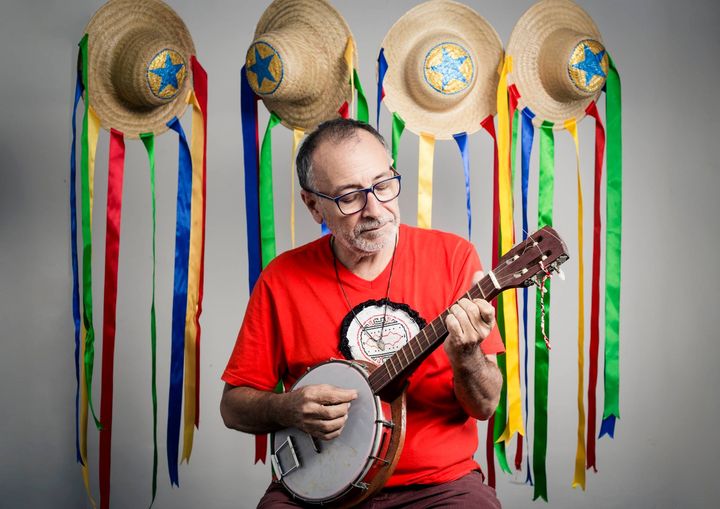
99, 129, 125, 509
584, 101, 606, 472
480, 116, 499, 487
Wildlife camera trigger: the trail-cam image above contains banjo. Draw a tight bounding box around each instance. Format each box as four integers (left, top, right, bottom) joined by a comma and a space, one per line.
270, 226, 568, 507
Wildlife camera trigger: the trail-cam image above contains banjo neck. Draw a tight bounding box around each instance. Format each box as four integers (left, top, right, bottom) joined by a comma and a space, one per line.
367, 225, 568, 401
367, 275, 502, 401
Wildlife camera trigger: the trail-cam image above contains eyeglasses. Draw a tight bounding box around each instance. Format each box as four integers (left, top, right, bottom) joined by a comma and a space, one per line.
304, 168, 402, 215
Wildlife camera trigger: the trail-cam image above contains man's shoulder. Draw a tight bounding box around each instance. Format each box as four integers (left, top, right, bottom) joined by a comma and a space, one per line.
260, 234, 330, 279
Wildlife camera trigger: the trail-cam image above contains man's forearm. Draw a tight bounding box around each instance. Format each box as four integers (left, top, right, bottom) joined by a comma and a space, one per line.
220, 384, 288, 434
451, 351, 503, 421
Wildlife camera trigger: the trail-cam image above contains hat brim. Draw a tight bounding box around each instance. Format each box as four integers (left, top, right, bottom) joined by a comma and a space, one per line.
507, 0, 603, 128
380, 0, 503, 140
253, 0, 354, 131
84, 0, 195, 138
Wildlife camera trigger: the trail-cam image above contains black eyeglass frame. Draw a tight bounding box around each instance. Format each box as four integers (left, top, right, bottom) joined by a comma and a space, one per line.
302, 167, 402, 215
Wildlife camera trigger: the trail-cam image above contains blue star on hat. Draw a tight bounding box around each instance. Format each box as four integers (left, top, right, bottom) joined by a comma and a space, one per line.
572, 43, 606, 86
431, 47, 469, 91
149, 52, 185, 95
248, 47, 277, 89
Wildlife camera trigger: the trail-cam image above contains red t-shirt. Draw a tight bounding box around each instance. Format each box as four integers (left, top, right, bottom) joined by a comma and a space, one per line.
223, 224, 504, 486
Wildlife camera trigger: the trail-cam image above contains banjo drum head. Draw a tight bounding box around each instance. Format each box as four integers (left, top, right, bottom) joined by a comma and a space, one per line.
273, 361, 384, 503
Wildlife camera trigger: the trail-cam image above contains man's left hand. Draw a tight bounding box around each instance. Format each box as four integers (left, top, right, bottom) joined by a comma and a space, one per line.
443, 271, 496, 364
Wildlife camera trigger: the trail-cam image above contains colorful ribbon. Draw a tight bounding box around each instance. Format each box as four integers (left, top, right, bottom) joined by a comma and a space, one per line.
80, 32, 102, 431
182, 59, 209, 465
533, 120, 555, 502
240, 66, 262, 292
496, 56, 524, 446
377, 49, 388, 128
565, 119, 586, 490
417, 133, 435, 229
480, 116, 510, 477
601, 55, 622, 439
585, 101, 606, 471
520, 106, 536, 482
167, 116, 193, 487
98, 129, 126, 509
290, 128, 305, 248
70, 60, 83, 466
259, 112, 282, 268
452, 132, 472, 239
139, 132, 159, 503
391, 112, 405, 167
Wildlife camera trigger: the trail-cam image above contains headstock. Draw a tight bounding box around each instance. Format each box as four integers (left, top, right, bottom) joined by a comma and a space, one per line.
491, 226, 569, 291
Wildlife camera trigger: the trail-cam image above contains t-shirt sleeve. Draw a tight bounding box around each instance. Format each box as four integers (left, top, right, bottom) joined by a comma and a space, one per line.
451, 241, 505, 356
221, 276, 286, 390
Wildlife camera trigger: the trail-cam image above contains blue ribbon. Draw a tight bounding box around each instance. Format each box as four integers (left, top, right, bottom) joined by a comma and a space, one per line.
599, 414, 616, 438
166, 117, 193, 487
452, 132, 472, 240
241, 67, 262, 292
520, 107, 536, 484
377, 49, 388, 129
70, 66, 83, 465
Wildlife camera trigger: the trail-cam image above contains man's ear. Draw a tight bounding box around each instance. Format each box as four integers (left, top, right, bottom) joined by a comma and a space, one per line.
300, 190, 325, 225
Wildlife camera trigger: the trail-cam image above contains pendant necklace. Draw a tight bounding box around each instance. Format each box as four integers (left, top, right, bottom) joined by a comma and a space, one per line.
331, 233, 398, 352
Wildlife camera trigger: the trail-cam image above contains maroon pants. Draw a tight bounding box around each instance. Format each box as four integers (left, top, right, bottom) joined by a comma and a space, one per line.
257, 471, 501, 508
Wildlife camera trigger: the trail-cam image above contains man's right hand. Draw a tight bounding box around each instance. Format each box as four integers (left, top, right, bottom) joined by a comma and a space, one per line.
280, 384, 358, 441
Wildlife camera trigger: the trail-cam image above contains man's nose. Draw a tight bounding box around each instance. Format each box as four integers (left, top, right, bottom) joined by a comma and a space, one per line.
361, 190, 384, 217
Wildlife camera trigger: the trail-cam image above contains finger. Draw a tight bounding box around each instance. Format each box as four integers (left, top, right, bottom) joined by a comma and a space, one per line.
307, 415, 347, 436
445, 311, 463, 338
474, 299, 496, 329
313, 401, 352, 420
456, 298, 484, 334
450, 303, 474, 338
312, 385, 358, 404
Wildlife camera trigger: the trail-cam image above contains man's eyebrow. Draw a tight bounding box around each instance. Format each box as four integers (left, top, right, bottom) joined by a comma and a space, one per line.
331, 168, 394, 195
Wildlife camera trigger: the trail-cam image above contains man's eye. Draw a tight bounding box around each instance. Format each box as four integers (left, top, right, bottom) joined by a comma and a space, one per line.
339, 193, 361, 204
374, 181, 391, 191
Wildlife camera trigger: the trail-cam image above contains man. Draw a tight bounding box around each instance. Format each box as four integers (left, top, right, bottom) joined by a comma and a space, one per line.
221, 119, 504, 507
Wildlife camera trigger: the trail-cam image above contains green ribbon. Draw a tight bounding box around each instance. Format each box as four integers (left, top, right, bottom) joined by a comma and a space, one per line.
353, 69, 369, 124
533, 121, 555, 502
79, 34, 101, 429
601, 55, 622, 436
139, 132, 158, 506
259, 112, 282, 268
511, 109, 519, 189
493, 295, 511, 474
391, 112, 405, 167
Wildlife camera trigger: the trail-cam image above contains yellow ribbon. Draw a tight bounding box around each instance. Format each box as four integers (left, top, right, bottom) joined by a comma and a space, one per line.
344, 37, 355, 118
496, 56, 524, 443
565, 118, 586, 490
181, 91, 205, 463
417, 133, 435, 229
290, 128, 304, 248
80, 106, 100, 508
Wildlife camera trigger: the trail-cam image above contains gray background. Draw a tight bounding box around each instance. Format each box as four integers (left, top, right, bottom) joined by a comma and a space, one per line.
1, 0, 719, 507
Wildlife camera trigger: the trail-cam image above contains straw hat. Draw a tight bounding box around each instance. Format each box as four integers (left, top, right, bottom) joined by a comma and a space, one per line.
84, 0, 195, 138
244, 0, 355, 131
379, 0, 503, 140
506, 0, 609, 128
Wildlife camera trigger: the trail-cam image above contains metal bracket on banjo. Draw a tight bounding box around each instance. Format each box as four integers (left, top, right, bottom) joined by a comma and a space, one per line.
351, 481, 370, 491
375, 418, 394, 429
271, 436, 300, 478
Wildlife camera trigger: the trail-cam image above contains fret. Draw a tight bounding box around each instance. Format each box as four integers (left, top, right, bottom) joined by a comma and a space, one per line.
477, 280, 487, 299
400, 344, 409, 367
386, 356, 396, 377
